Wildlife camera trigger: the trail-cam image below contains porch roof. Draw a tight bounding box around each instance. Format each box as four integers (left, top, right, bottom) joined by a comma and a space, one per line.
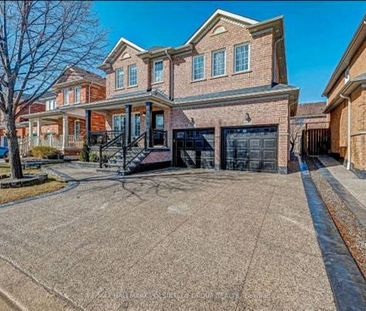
60, 89, 173, 111
22, 109, 85, 121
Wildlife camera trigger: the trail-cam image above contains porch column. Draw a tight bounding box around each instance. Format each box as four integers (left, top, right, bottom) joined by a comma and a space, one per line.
28, 120, 33, 146
85, 110, 91, 145
36, 118, 41, 146
62, 113, 69, 150
145, 102, 152, 147
125, 104, 132, 144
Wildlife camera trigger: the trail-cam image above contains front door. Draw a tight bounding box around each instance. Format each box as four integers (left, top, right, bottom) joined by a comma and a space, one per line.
113, 114, 125, 135
152, 111, 164, 145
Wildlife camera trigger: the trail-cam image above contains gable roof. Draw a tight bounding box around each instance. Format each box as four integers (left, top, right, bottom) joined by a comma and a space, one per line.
296, 102, 326, 117
100, 37, 145, 69
185, 9, 258, 45
55, 66, 105, 87
323, 13, 366, 96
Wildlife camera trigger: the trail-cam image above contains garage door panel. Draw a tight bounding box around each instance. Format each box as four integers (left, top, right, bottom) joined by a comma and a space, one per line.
174, 129, 215, 169
222, 126, 278, 173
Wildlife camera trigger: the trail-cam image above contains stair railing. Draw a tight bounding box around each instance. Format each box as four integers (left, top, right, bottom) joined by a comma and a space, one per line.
122, 131, 147, 171
99, 132, 124, 168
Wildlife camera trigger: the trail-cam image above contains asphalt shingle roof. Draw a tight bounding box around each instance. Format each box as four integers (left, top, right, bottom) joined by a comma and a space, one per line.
296, 102, 326, 117
174, 84, 298, 104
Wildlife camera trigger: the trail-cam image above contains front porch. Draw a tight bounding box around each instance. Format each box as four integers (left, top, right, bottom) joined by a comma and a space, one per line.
78, 94, 172, 173
25, 110, 86, 156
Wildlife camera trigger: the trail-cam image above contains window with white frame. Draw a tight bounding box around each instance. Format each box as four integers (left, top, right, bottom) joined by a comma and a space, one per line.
74, 86, 81, 103
192, 55, 205, 81
128, 64, 138, 86
63, 89, 69, 105
134, 113, 141, 137
74, 120, 81, 138
234, 43, 250, 73
46, 99, 56, 111
212, 49, 226, 77
115, 68, 124, 89
153, 60, 163, 83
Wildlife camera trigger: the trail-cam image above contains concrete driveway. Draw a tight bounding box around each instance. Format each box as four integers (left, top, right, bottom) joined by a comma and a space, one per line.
0, 165, 335, 310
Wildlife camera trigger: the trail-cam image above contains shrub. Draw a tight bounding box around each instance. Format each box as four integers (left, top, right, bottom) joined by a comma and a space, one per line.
79, 142, 90, 162
31, 146, 61, 159
89, 151, 99, 162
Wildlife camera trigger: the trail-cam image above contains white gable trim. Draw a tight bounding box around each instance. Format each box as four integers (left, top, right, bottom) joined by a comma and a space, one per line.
185, 9, 258, 45
102, 37, 145, 65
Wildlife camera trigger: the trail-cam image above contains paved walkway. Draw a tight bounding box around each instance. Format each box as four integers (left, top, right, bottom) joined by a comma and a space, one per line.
0, 164, 335, 310
318, 156, 366, 208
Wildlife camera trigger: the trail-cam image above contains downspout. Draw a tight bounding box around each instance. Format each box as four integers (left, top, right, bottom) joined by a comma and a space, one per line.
340, 94, 352, 170
164, 49, 174, 100
273, 34, 284, 84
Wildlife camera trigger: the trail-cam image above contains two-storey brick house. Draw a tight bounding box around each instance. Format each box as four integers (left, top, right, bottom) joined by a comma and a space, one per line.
23, 66, 106, 155
323, 13, 366, 178
64, 9, 299, 173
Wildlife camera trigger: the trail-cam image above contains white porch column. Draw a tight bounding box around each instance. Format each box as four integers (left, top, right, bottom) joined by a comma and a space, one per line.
62, 113, 69, 150
36, 118, 41, 146
28, 120, 33, 146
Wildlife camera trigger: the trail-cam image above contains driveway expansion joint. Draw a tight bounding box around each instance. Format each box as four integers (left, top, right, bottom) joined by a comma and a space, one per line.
0, 255, 85, 311
298, 156, 366, 310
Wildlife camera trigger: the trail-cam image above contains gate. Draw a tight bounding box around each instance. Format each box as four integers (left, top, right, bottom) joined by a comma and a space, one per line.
302, 128, 330, 156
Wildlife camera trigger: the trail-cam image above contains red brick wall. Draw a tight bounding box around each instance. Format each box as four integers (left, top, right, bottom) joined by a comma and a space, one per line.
170, 97, 290, 169
106, 45, 148, 98
173, 18, 273, 99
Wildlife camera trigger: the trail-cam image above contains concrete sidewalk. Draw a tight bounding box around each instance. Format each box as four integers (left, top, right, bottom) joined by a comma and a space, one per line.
317, 156, 366, 208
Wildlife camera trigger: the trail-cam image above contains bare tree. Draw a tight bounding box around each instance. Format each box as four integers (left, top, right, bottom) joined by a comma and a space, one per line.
0, 1, 106, 178
290, 118, 304, 154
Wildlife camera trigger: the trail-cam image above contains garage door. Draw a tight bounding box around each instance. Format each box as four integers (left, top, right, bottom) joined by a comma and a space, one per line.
222, 126, 278, 172
173, 128, 215, 169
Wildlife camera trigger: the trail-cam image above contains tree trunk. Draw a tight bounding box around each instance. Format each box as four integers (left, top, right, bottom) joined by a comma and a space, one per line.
5, 116, 23, 179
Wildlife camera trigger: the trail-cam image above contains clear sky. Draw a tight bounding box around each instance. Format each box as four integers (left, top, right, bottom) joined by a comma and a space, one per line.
93, 1, 366, 103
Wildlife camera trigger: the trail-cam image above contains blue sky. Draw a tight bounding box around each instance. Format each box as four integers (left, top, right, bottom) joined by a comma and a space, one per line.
93, 1, 366, 103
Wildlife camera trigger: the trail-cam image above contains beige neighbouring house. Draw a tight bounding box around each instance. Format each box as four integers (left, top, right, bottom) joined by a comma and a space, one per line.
323, 13, 366, 178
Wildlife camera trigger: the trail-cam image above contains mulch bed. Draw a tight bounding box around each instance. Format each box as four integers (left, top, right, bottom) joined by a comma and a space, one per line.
308, 160, 366, 279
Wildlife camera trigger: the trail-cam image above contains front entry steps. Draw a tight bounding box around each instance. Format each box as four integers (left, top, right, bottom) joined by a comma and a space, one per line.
97, 147, 151, 175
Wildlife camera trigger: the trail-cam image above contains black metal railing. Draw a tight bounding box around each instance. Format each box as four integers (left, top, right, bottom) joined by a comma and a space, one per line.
99, 132, 124, 168
89, 131, 123, 146
122, 132, 147, 170
152, 129, 168, 147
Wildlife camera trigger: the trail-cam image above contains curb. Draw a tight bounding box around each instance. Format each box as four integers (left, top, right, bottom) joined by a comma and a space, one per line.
298, 156, 366, 310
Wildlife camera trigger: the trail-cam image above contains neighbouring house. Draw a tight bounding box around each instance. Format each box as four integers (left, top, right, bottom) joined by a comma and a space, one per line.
21, 66, 106, 156
0, 100, 46, 149
57, 9, 298, 174
290, 102, 330, 155
323, 13, 366, 178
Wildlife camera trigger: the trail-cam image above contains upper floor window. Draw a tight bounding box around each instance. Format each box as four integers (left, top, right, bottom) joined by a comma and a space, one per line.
153, 60, 163, 83
212, 49, 226, 77
128, 64, 137, 86
63, 89, 69, 105
46, 99, 56, 111
192, 55, 205, 81
234, 43, 250, 73
115, 68, 124, 89
74, 86, 81, 103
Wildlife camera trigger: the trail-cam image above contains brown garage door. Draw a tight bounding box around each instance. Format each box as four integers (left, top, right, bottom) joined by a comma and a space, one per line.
222, 126, 278, 172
